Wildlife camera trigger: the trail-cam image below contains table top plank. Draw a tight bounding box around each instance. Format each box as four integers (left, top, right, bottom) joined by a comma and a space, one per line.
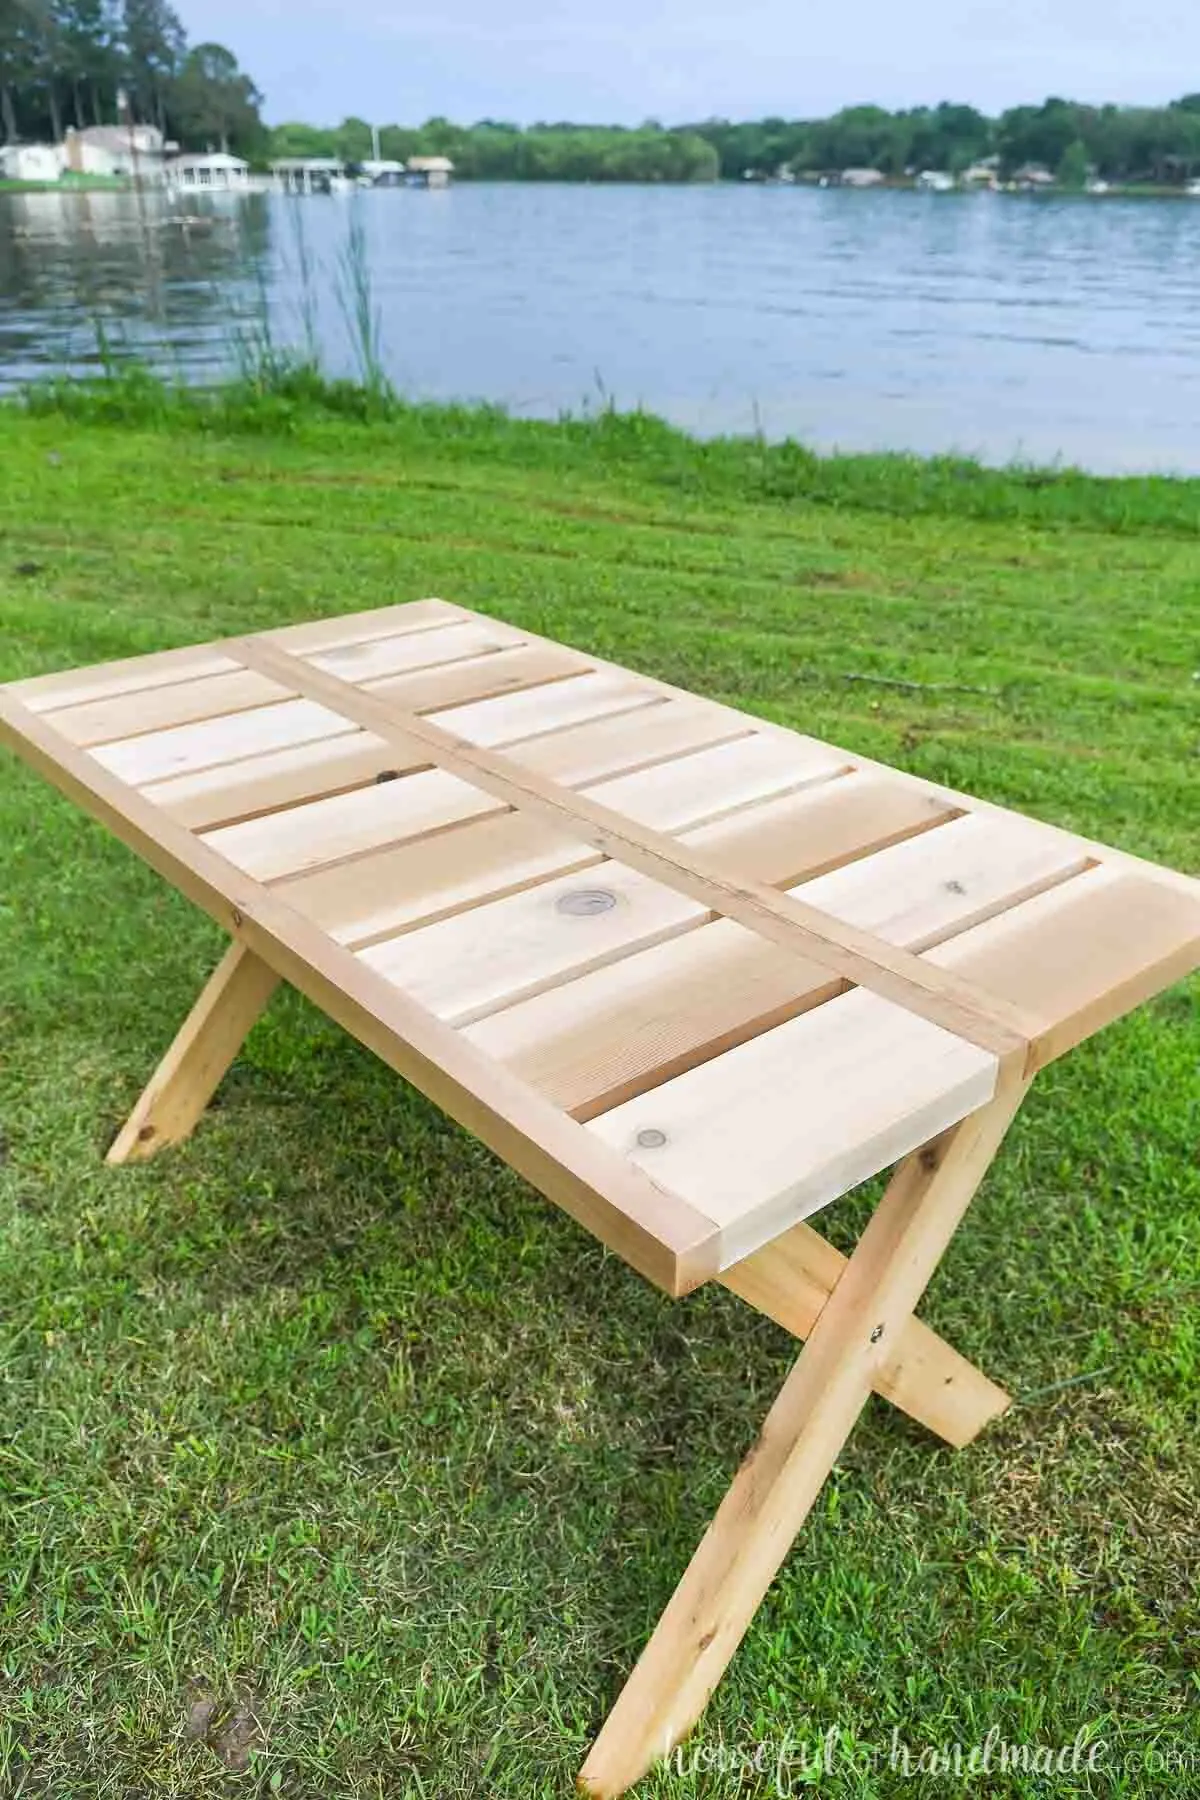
587, 986, 999, 1269
94, 697, 360, 785
9, 643, 242, 714
930, 864, 1200, 1070
47, 668, 293, 748
365, 642, 588, 714
3, 596, 1198, 1296
308, 618, 520, 683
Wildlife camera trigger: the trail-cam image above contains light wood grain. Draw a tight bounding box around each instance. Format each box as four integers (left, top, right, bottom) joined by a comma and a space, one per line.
150, 695, 740, 837
281, 731, 831, 945
147, 730, 414, 830
9, 644, 240, 714
265, 597, 464, 653
205, 767, 501, 882
720, 1218, 1012, 1449
105, 941, 279, 1162
465, 802, 1079, 1118
310, 619, 519, 682
931, 864, 1200, 1068
366, 642, 588, 713
92, 697, 361, 785
49, 668, 292, 747
230, 638, 1035, 1064
589, 987, 999, 1266
579, 1076, 1030, 1798
506, 696, 743, 785
427, 668, 659, 747
0, 686, 721, 1296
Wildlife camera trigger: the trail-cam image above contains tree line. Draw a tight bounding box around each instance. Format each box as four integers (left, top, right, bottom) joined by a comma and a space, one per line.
6, 12, 1200, 192
692, 96, 1200, 184
273, 96, 1200, 186
0, 0, 263, 153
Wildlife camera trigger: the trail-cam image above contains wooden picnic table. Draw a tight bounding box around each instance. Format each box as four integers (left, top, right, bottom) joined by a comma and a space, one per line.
2, 598, 1197, 1796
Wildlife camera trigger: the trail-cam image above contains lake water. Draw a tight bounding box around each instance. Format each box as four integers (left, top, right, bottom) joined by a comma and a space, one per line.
4, 181, 1200, 473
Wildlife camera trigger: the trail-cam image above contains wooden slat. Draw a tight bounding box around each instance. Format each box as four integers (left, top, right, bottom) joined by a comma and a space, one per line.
310, 619, 519, 683
265, 598, 464, 653
358, 780, 970, 1025
8, 644, 240, 714
287, 809, 598, 944
506, 697, 743, 786
148, 694, 741, 837
48, 668, 291, 747
91, 698, 363, 785
0, 685, 721, 1297
280, 732, 829, 944
205, 767, 499, 882
366, 642, 588, 713
146, 730, 412, 831
791, 810, 1089, 951
584, 732, 844, 828
428, 669, 659, 747
230, 638, 1034, 1064
588, 986, 999, 1266
464, 806, 1083, 1117
361, 859, 704, 1025
931, 865, 1200, 1068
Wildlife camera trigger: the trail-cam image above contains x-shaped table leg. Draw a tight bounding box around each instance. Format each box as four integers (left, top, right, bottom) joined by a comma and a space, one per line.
578, 1074, 1031, 1799
104, 941, 1026, 1800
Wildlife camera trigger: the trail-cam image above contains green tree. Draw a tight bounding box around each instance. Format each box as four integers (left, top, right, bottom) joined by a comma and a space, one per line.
334, 114, 371, 160
121, 0, 184, 131
57, 0, 121, 130
171, 40, 262, 154
1057, 137, 1089, 187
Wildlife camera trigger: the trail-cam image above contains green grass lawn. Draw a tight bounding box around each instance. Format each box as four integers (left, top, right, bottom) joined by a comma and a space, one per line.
0, 401, 1197, 1797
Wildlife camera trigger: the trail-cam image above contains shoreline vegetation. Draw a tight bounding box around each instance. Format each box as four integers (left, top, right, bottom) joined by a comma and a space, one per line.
16, 363, 1200, 535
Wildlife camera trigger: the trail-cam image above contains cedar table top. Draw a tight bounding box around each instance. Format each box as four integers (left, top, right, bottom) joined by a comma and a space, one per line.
3, 599, 1198, 1294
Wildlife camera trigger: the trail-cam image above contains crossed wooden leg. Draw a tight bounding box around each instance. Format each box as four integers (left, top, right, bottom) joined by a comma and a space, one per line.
106, 944, 1022, 1800
577, 1074, 1031, 1800
106, 941, 278, 1164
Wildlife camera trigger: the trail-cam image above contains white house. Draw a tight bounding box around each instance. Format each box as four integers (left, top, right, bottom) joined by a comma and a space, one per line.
915, 169, 955, 192
64, 124, 167, 183
167, 151, 249, 192
0, 143, 65, 183
840, 167, 885, 188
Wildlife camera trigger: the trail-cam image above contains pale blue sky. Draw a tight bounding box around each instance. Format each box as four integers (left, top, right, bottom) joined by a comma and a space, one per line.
178, 0, 1200, 126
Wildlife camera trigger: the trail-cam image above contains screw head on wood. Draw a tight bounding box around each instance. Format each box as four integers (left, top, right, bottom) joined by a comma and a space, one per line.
556, 888, 617, 917
636, 1127, 667, 1149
